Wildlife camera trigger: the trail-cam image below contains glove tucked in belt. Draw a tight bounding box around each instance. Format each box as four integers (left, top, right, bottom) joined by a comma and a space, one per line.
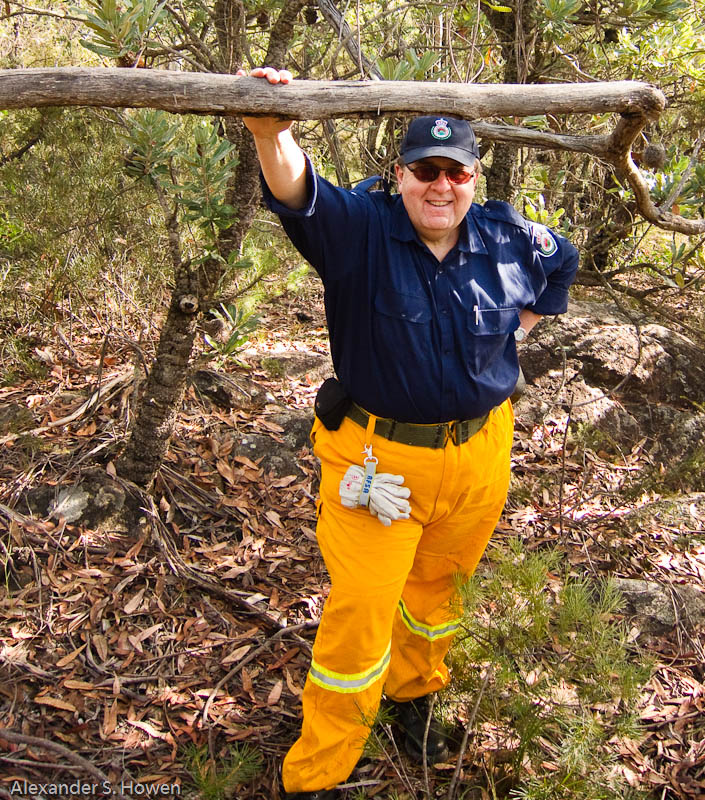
339, 465, 411, 526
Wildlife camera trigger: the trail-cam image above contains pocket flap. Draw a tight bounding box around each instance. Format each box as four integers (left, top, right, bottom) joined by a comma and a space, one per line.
375, 288, 432, 323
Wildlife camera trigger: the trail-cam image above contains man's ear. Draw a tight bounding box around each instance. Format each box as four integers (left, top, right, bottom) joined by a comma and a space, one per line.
394, 163, 404, 186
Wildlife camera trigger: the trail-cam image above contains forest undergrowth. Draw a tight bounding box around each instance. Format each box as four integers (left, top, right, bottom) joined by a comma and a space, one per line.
0, 281, 704, 800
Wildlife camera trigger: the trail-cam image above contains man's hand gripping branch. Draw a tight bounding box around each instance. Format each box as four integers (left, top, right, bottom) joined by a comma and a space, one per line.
237, 67, 308, 210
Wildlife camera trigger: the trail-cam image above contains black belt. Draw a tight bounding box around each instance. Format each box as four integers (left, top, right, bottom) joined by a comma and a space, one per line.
347, 404, 491, 449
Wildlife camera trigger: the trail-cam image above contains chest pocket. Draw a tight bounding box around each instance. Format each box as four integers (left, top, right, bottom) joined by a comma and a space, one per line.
374, 288, 432, 323
466, 306, 519, 374
373, 288, 433, 361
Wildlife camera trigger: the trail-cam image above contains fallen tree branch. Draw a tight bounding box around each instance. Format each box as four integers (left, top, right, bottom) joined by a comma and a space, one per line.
201, 620, 318, 726
0, 69, 665, 118
0, 730, 126, 799
0, 68, 701, 233
122, 481, 284, 632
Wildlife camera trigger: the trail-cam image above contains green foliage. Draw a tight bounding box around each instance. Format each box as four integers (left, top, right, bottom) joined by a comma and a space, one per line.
480, 0, 513, 11
616, 0, 689, 23
184, 742, 262, 800
0, 210, 28, 254
376, 48, 442, 81
203, 302, 259, 366
648, 152, 705, 215
120, 111, 239, 236
450, 539, 652, 799
540, 0, 582, 36
72, 0, 166, 64
523, 193, 566, 229
121, 109, 181, 181
0, 108, 170, 329
175, 123, 238, 229
0, 334, 47, 386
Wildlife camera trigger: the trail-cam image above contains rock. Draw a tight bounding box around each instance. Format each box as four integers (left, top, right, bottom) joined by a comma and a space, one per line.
23, 470, 129, 530
524, 301, 705, 408
614, 577, 705, 634
518, 300, 705, 465
50, 486, 91, 523
270, 409, 315, 452
257, 351, 333, 383
192, 369, 268, 410
234, 409, 315, 478
642, 409, 705, 489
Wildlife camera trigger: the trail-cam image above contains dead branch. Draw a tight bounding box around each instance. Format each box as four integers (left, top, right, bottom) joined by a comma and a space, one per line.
0, 68, 702, 233
0, 69, 664, 118
201, 620, 317, 725
0, 730, 126, 799
124, 481, 284, 632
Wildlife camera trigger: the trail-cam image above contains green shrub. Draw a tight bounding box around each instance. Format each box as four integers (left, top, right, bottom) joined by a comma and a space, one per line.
448, 539, 652, 800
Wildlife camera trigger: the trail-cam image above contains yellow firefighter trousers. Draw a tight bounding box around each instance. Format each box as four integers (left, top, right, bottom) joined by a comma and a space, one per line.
282, 400, 514, 793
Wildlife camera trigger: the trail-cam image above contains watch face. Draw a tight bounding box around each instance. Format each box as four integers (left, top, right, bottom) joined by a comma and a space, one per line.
514, 327, 527, 342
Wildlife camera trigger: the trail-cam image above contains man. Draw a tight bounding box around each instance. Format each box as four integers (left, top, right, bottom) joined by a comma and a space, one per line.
241, 67, 579, 800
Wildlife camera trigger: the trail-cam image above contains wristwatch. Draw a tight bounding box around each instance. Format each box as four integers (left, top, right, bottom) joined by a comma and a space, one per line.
514, 327, 529, 342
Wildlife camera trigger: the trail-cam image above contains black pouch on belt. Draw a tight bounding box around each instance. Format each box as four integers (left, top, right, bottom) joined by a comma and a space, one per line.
315, 377, 352, 430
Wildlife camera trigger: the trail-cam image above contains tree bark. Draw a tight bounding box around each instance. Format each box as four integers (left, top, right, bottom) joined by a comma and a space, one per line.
116, 2, 307, 489
0, 69, 665, 118
482, 0, 539, 203
116, 283, 200, 487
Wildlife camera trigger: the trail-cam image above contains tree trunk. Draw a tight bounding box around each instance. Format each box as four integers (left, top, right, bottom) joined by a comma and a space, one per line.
116, 0, 307, 489
482, 0, 538, 203
116, 288, 199, 487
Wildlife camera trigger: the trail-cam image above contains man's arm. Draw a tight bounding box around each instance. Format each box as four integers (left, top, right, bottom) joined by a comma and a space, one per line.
518, 308, 543, 335
238, 67, 308, 210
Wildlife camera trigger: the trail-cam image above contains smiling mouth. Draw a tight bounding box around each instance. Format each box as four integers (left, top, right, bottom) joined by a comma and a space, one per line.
427, 200, 451, 206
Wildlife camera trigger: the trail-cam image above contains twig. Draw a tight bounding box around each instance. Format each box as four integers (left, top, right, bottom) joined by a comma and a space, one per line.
368, 722, 415, 796
0, 730, 127, 799
446, 668, 491, 800
558, 393, 573, 546
422, 693, 435, 798
201, 621, 318, 726
0, 756, 84, 771
1, 1, 84, 22
124, 482, 284, 630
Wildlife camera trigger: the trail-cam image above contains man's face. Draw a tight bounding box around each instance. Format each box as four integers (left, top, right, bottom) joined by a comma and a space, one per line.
395, 156, 477, 247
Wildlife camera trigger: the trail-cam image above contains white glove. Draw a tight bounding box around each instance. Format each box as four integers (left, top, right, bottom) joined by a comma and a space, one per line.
339, 465, 411, 526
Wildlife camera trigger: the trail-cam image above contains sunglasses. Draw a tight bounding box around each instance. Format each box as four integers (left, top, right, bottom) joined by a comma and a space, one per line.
406, 163, 475, 185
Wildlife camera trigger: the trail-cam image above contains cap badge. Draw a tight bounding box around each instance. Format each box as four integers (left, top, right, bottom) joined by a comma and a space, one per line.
430, 118, 451, 141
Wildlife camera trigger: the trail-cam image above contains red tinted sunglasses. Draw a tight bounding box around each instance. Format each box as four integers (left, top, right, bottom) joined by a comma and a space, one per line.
407, 163, 475, 185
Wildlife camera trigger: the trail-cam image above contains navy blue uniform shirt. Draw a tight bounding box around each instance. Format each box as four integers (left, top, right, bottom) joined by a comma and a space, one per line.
262, 157, 579, 424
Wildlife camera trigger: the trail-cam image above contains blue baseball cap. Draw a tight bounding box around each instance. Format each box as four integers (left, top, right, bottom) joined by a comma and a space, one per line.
400, 116, 480, 166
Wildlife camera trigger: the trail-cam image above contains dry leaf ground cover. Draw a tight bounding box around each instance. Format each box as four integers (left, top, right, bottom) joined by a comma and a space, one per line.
0, 287, 704, 799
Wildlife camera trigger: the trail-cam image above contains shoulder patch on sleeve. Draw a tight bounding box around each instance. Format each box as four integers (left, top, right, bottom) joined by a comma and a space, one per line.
530, 223, 559, 257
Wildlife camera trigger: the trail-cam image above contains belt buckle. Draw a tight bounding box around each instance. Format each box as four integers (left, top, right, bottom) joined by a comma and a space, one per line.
446, 420, 459, 446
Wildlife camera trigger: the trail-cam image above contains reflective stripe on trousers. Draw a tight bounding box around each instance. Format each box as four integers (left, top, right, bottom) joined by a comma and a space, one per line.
309, 643, 391, 693
282, 400, 514, 794
397, 597, 461, 642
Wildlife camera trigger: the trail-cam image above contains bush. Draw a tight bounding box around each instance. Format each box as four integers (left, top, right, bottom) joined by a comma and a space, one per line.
447, 538, 652, 800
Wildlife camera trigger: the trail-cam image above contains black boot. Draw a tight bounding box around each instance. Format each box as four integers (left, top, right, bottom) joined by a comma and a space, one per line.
391, 695, 449, 764
285, 790, 338, 799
